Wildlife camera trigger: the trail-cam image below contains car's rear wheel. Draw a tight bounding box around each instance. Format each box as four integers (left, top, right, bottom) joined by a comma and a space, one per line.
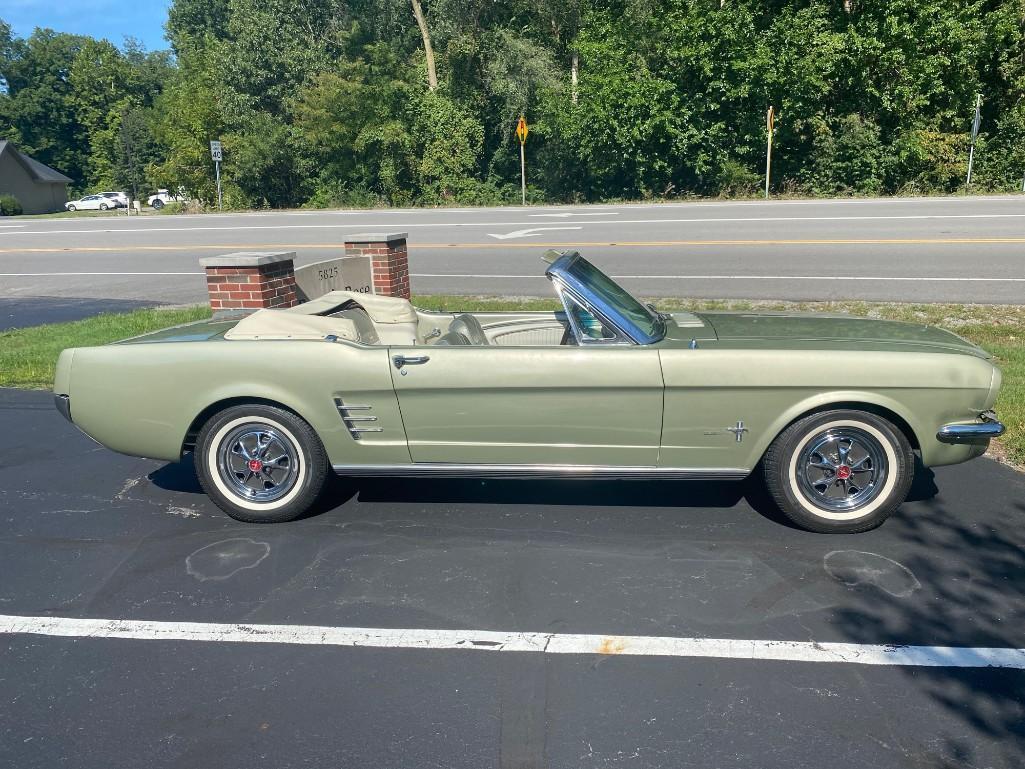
761, 409, 914, 533
99, 202, 108, 210
152, 199, 164, 210
195, 404, 330, 523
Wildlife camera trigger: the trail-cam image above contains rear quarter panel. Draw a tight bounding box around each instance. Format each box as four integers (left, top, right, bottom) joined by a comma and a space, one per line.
66, 340, 409, 465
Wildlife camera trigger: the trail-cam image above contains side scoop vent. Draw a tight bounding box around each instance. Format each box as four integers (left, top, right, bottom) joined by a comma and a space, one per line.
334, 398, 382, 440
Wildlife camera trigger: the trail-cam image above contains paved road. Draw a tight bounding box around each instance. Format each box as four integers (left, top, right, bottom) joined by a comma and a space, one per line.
1, 196, 1024, 317
2, 387, 1024, 767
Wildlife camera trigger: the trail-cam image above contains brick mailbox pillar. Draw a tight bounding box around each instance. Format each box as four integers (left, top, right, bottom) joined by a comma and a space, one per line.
344, 232, 410, 300
200, 251, 299, 314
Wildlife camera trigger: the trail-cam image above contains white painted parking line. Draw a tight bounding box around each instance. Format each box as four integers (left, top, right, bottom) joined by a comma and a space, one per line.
2, 614, 1024, 668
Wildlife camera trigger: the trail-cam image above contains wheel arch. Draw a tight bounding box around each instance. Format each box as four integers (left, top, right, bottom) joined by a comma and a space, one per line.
181, 396, 311, 457
748, 394, 921, 469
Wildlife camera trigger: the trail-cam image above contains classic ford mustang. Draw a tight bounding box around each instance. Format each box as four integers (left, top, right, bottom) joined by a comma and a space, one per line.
54, 251, 1004, 533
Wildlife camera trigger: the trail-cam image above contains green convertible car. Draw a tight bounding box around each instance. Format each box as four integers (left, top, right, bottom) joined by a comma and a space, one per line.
54, 251, 1004, 533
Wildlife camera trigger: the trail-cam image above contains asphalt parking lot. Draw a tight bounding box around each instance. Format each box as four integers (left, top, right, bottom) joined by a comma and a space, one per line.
3, 386, 1025, 768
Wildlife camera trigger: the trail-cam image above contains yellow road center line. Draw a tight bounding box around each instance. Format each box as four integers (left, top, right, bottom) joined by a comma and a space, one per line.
2, 237, 1025, 254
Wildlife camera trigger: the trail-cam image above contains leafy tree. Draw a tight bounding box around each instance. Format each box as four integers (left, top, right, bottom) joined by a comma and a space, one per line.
150, 46, 224, 202
0, 28, 89, 186
5, 0, 1025, 205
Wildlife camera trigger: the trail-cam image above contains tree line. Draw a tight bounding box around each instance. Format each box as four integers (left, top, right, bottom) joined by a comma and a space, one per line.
2, 0, 1024, 208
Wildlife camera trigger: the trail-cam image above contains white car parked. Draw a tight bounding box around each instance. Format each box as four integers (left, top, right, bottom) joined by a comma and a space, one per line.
65, 194, 121, 212
146, 188, 182, 210
98, 191, 129, 207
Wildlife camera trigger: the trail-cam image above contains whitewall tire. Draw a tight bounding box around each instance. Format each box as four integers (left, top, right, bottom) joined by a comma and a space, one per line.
195, 404, 330, 523
762, 409, 914, 533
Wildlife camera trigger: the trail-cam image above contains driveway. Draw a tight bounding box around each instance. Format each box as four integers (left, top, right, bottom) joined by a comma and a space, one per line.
2, 387, 1024, 768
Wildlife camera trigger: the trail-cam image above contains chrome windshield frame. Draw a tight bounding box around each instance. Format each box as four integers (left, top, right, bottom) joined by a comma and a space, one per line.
551, 280, 632, 346
545, 251, 665, 345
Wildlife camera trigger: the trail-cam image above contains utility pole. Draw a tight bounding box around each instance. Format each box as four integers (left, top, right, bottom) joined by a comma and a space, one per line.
764, 106, 774, 199
966, 93, 981, 188
516, 115, 529, 206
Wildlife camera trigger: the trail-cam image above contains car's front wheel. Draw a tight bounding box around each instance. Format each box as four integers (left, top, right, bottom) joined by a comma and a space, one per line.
761, 409, 914, 533
195, 404, 330, 523
152, 199, 164, 210
66, 204, 76, 212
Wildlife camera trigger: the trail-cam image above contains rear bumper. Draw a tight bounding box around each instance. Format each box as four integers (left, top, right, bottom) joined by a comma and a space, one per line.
936, 412, 1005, 444
54, 394, 72, 423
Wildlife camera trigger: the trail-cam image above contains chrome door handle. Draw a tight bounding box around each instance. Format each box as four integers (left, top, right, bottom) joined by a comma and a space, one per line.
392, 355, 430, 369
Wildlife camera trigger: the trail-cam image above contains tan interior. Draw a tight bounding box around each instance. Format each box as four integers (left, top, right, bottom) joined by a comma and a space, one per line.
225, 290, 572, 347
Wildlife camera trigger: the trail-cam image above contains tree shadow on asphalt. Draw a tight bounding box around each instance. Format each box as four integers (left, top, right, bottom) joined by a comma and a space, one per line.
828, 479, 1025, 767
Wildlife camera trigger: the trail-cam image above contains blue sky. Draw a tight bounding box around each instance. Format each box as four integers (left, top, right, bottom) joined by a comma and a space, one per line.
4, 0, 172, 51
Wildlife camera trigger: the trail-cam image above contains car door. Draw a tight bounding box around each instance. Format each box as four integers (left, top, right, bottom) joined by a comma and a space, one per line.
82, 195, 100, 210
388, 344, 664, 466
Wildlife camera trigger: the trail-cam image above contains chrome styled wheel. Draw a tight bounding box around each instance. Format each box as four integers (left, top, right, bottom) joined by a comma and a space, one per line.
762, 409, 915, 533
217, 424, 300, 503
195, 404, 331, 523
796, 427, 887, 513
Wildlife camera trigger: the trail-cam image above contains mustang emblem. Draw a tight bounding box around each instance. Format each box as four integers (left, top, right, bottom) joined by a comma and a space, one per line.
726, 421, 748, 442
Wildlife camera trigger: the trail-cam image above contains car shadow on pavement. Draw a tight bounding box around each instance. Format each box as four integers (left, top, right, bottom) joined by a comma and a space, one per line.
148, 456, 204, 495
147, 455, 941, 531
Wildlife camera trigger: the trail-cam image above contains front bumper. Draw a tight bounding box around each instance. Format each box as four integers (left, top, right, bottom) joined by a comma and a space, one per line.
936, 411, 1005, 444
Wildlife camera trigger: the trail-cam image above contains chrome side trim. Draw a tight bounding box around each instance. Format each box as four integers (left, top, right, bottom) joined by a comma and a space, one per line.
332, 463, 749, 480
936, 420, 1005, 444
334, 398, 383, 440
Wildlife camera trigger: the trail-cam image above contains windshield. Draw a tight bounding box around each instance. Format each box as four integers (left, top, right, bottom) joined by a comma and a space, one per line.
562, 255, 665, 342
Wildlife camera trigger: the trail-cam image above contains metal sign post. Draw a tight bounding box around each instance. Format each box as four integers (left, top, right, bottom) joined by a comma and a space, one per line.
210, 140, 223, 211
764, 106, 774, 199
966, 94, 981, 188
516, 115, 529, 206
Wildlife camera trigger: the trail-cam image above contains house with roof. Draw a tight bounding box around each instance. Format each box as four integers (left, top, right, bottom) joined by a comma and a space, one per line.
0, 139, 73, 214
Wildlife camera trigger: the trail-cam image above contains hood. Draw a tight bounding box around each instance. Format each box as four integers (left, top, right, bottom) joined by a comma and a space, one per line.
686, 311, 991, 357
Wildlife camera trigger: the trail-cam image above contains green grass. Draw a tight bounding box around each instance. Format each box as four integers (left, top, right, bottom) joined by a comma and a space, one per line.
8, 209, 128, 220
1, 296, 1021, 467
0, 306, 211, 389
